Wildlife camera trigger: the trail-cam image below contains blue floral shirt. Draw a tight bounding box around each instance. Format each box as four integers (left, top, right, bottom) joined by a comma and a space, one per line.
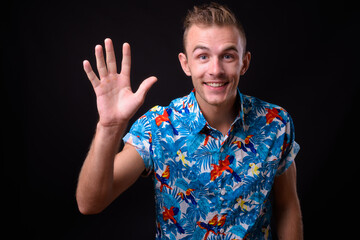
123, 90, 300, 240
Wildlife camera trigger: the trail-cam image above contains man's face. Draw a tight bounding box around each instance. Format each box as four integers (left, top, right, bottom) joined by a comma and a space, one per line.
179, 24, 250, 110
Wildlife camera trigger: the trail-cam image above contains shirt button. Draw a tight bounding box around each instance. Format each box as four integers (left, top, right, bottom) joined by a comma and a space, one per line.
220, 188, 226, 195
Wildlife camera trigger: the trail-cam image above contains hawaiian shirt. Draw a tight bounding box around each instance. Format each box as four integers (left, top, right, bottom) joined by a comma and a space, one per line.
123, 89, 300, 240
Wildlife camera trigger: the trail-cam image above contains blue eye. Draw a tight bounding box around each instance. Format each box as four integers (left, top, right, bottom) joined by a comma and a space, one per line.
224, 54, 233, 60
199, 55, 207, 60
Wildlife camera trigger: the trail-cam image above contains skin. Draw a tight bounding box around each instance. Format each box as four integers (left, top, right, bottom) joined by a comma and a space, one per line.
273, 162, 303, 240
178, 24, 250, 135
77, 39, 153, 214
76, 25, 303, 239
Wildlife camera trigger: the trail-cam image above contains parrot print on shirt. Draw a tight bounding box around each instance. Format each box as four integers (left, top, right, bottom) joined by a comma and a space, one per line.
124, 90, 300, 240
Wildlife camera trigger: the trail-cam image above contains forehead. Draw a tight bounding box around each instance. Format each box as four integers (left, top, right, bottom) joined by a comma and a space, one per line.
185, 24, 244, 54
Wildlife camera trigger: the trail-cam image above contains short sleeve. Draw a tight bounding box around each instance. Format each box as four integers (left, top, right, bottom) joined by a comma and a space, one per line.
123, 115, 154, 173
276, 113, 300, 176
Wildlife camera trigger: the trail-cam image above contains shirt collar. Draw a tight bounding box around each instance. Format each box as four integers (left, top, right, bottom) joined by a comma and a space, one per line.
185, 88, 245, 134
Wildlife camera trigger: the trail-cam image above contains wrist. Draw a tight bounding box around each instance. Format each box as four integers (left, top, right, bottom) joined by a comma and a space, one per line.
97, 117, 129, 128
96, 121, 127, 137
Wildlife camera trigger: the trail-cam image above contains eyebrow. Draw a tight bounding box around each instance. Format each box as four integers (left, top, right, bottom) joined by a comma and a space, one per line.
192, 45, 239, 53
192, 45, 210, 53
223, 46, 239, 53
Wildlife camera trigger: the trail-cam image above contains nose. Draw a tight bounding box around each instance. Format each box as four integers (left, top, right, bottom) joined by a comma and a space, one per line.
208, 58, 224, 77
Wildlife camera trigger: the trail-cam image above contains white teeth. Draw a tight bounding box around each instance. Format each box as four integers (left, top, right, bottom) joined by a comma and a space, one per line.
206, 82, 225, 87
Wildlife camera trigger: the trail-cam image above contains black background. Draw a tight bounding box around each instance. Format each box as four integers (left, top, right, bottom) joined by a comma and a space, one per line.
2, 0, 357, 239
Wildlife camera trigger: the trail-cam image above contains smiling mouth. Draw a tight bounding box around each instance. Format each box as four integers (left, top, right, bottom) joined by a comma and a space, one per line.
204, 82, 228, 87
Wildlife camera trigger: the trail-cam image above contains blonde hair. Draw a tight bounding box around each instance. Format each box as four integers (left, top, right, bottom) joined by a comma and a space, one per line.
183, 2, 247, 54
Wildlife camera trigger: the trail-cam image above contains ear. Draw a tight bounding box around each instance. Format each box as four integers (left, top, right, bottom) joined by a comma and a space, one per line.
178, 52, 191, 76
240, 51, 251, 75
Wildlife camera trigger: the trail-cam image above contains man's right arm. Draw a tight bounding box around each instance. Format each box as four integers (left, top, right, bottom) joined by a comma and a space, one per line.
76, 123, 145, 215
76, 38, 156, 214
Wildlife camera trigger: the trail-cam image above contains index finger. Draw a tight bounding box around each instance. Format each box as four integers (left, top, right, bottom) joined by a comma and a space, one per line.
120, 42, 131, 79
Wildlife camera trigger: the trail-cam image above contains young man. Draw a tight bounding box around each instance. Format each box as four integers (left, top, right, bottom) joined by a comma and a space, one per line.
76, 3, 303, 239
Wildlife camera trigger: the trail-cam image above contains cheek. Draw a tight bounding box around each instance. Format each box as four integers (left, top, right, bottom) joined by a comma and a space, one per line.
189, 62, 208, 78
225, 63, 241, 79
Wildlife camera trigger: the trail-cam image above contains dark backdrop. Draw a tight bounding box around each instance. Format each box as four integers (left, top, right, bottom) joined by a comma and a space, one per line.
2, 0, 357, 239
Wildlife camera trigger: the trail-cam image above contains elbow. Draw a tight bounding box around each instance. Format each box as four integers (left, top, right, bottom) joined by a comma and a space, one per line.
77, 201, 106, 215
77, 203, 104, 215
78, 208, 103, 215
76, 192, 106, 215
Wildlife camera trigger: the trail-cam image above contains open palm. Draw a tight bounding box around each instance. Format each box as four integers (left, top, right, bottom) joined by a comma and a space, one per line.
83, 39, 157, 127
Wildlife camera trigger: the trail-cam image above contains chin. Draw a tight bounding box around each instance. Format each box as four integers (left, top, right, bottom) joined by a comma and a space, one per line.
203, 95, 229, 107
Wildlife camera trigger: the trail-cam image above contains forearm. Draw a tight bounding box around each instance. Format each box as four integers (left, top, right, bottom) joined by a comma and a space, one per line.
78, 38, 156, 214
275, 201, 303, 240
76, 122, 126, 214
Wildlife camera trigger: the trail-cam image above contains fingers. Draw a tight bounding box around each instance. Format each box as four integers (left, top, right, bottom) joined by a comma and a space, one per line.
95, 44, 108, 79
135, 76, 158, 100
94, 39, 130, 79
83, 60, 100, 88
94, 38, 117, 79
104, 38, 117, 74
120, 42, 131, 79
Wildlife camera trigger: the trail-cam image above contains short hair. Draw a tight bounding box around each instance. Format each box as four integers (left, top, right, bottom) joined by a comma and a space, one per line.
183, 2, 247, 55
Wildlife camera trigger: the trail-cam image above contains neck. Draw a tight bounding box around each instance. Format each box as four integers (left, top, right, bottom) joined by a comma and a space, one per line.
196, 94, 240, 136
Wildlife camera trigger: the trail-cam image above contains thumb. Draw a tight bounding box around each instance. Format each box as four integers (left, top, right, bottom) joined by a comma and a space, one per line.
135, 76, 158, 99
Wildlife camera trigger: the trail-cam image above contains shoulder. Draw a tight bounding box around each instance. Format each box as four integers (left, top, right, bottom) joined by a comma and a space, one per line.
242, 94, 286, 112
138, 94, 190, 121
242, 94, 292, 126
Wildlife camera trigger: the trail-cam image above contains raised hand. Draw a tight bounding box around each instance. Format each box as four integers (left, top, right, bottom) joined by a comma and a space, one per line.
83, 38, 157, 127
